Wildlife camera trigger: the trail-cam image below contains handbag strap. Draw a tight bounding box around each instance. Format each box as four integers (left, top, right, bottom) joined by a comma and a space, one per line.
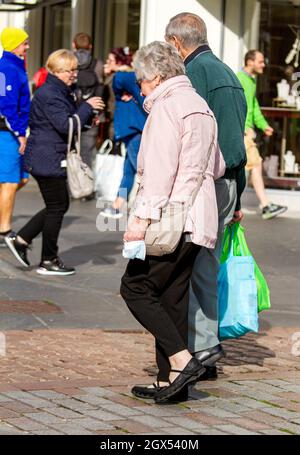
191, 116, 216, 205
67, 114, 82, 156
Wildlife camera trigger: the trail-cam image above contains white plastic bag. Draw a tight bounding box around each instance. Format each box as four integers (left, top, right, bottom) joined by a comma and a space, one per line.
94, 139, 125, 201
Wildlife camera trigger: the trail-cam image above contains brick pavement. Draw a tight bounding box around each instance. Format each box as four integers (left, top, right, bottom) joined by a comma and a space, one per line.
0, 327, 300, 435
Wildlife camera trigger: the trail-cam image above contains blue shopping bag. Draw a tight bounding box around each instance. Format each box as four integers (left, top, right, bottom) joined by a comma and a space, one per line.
218, 225, 259, 341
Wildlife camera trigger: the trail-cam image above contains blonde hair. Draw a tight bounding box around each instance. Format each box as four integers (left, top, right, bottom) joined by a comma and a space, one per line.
46, 49, 78, 74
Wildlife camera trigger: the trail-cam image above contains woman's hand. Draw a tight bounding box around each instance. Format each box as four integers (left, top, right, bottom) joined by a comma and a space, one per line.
124, 217, 150, 242
87, 97, 105, 111
18, 136, 27, 155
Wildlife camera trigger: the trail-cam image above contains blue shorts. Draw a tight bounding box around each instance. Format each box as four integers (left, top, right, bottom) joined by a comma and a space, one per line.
0, 131, 29, 183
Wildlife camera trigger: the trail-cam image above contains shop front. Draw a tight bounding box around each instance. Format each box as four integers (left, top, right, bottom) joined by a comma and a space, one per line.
257, 0, 300, 190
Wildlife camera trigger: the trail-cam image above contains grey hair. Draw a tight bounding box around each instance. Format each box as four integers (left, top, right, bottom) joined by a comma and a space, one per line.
133, 41, 185, 82
165, 12, 208, 49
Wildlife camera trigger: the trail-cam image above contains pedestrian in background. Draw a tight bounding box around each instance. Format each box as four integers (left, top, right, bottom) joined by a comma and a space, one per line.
73, 32, 105, 196
102, 47, 133, 141
121, 41, 226, 403
0, 28, 30, 247
237, 50, 287, 219
100, 66, 147, 219
5, 50, 104, 276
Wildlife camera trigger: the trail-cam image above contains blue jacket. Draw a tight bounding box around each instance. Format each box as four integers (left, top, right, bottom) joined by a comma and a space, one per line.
112, 71, 147, 140
24, 74, 93, 178
0, 51, 30, 137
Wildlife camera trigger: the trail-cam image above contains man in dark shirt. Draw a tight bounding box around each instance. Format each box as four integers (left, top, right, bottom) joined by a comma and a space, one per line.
165, 12, 247, 379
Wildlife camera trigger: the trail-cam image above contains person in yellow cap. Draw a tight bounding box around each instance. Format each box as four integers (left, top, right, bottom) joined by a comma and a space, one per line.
0, 28, 30, 247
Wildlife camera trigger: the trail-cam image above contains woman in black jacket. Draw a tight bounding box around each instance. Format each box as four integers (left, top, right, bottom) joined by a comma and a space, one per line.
5, 49, 104, 276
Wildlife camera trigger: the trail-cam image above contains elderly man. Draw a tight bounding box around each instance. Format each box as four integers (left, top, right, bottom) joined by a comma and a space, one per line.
165, 13, 247, 379
0, 28, 30, 247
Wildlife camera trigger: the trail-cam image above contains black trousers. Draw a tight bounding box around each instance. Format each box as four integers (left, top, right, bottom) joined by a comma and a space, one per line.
18, 176, 69, 262
121, 238, 200, 382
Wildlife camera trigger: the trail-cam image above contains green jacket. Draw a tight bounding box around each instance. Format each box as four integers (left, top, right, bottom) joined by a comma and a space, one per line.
185, 47, 247, 210
237, 70, 269, 132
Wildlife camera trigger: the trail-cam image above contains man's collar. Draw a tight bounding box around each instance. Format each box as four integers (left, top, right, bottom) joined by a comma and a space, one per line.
184, 44, 211, 66
242, 68, 255, 79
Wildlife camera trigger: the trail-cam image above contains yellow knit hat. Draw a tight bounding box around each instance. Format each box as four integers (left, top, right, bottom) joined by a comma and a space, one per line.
1, 27, 29, 52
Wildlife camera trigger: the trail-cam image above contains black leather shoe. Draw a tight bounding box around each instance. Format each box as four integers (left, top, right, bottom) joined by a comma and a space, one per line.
155, 358, 205, 404
132, 382, 164, 399
197, 366, 218, 381
194, 344, 225, 367
132, 383, 189, 402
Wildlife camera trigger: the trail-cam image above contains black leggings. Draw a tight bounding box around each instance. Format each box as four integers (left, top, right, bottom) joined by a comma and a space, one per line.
18, 176, 69, 262
121, 239, 200, 382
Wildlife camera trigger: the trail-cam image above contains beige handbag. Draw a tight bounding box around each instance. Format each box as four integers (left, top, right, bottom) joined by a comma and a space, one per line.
139, 118, 216, 257
67, 114, 94, 199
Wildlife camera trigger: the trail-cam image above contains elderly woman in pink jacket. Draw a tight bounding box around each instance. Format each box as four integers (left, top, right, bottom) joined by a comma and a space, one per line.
120, 41, 225, 403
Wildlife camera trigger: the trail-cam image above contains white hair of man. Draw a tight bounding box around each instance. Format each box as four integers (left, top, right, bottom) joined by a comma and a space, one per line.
133, 41, 185, 82
165, 12, 208, 49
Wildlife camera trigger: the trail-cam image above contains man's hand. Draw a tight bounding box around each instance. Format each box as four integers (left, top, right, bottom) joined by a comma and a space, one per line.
124, 217, 150, 242
264, 126, 274, 137
18, 136, 27, 155
229, 210, 244, 225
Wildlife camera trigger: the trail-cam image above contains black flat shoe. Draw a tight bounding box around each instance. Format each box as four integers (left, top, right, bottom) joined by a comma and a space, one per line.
132, 383, 189, 402
155, 358, 205, 404
194, 344, 225, 367
197, 366, 218, 381
132, 382, 164, 399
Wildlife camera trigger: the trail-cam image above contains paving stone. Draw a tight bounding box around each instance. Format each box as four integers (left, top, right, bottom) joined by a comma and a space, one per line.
33, 430, 62, 435
216, 424, 259, 435
210, 399, 250, 414
130, 415, 174, 429
74, 417, 115, 431
134, 406, 188, 417
44, 407, 83, 420
238, 381, 285, 395
261, 380, 291, 388
76, 395, 111, 406
24, 412, 66, 425
99, 403, 143, 417
5, 417, 50, 432
1, 401, 39, 414
282, 385, 300, 394
85, 409, 126, 421
48, 423, 94, 435
198, 406, 238, 419
112, 419, 158, 434
272, 421, 300, 435
165, 416, 209, 432
260, 430, 290, 435
230, 397, 274, 410
162, 427, 197, 435
51, 398, 96, 412
29, 390, 69, 401
81, 387, 118, 398
0, 395, 12, 403
229, 417, 271, 431
199, 429, 230, 435
261, 407, 300, 421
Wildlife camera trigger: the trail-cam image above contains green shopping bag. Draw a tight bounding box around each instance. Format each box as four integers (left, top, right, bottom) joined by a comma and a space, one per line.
220, 224, 271, 313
